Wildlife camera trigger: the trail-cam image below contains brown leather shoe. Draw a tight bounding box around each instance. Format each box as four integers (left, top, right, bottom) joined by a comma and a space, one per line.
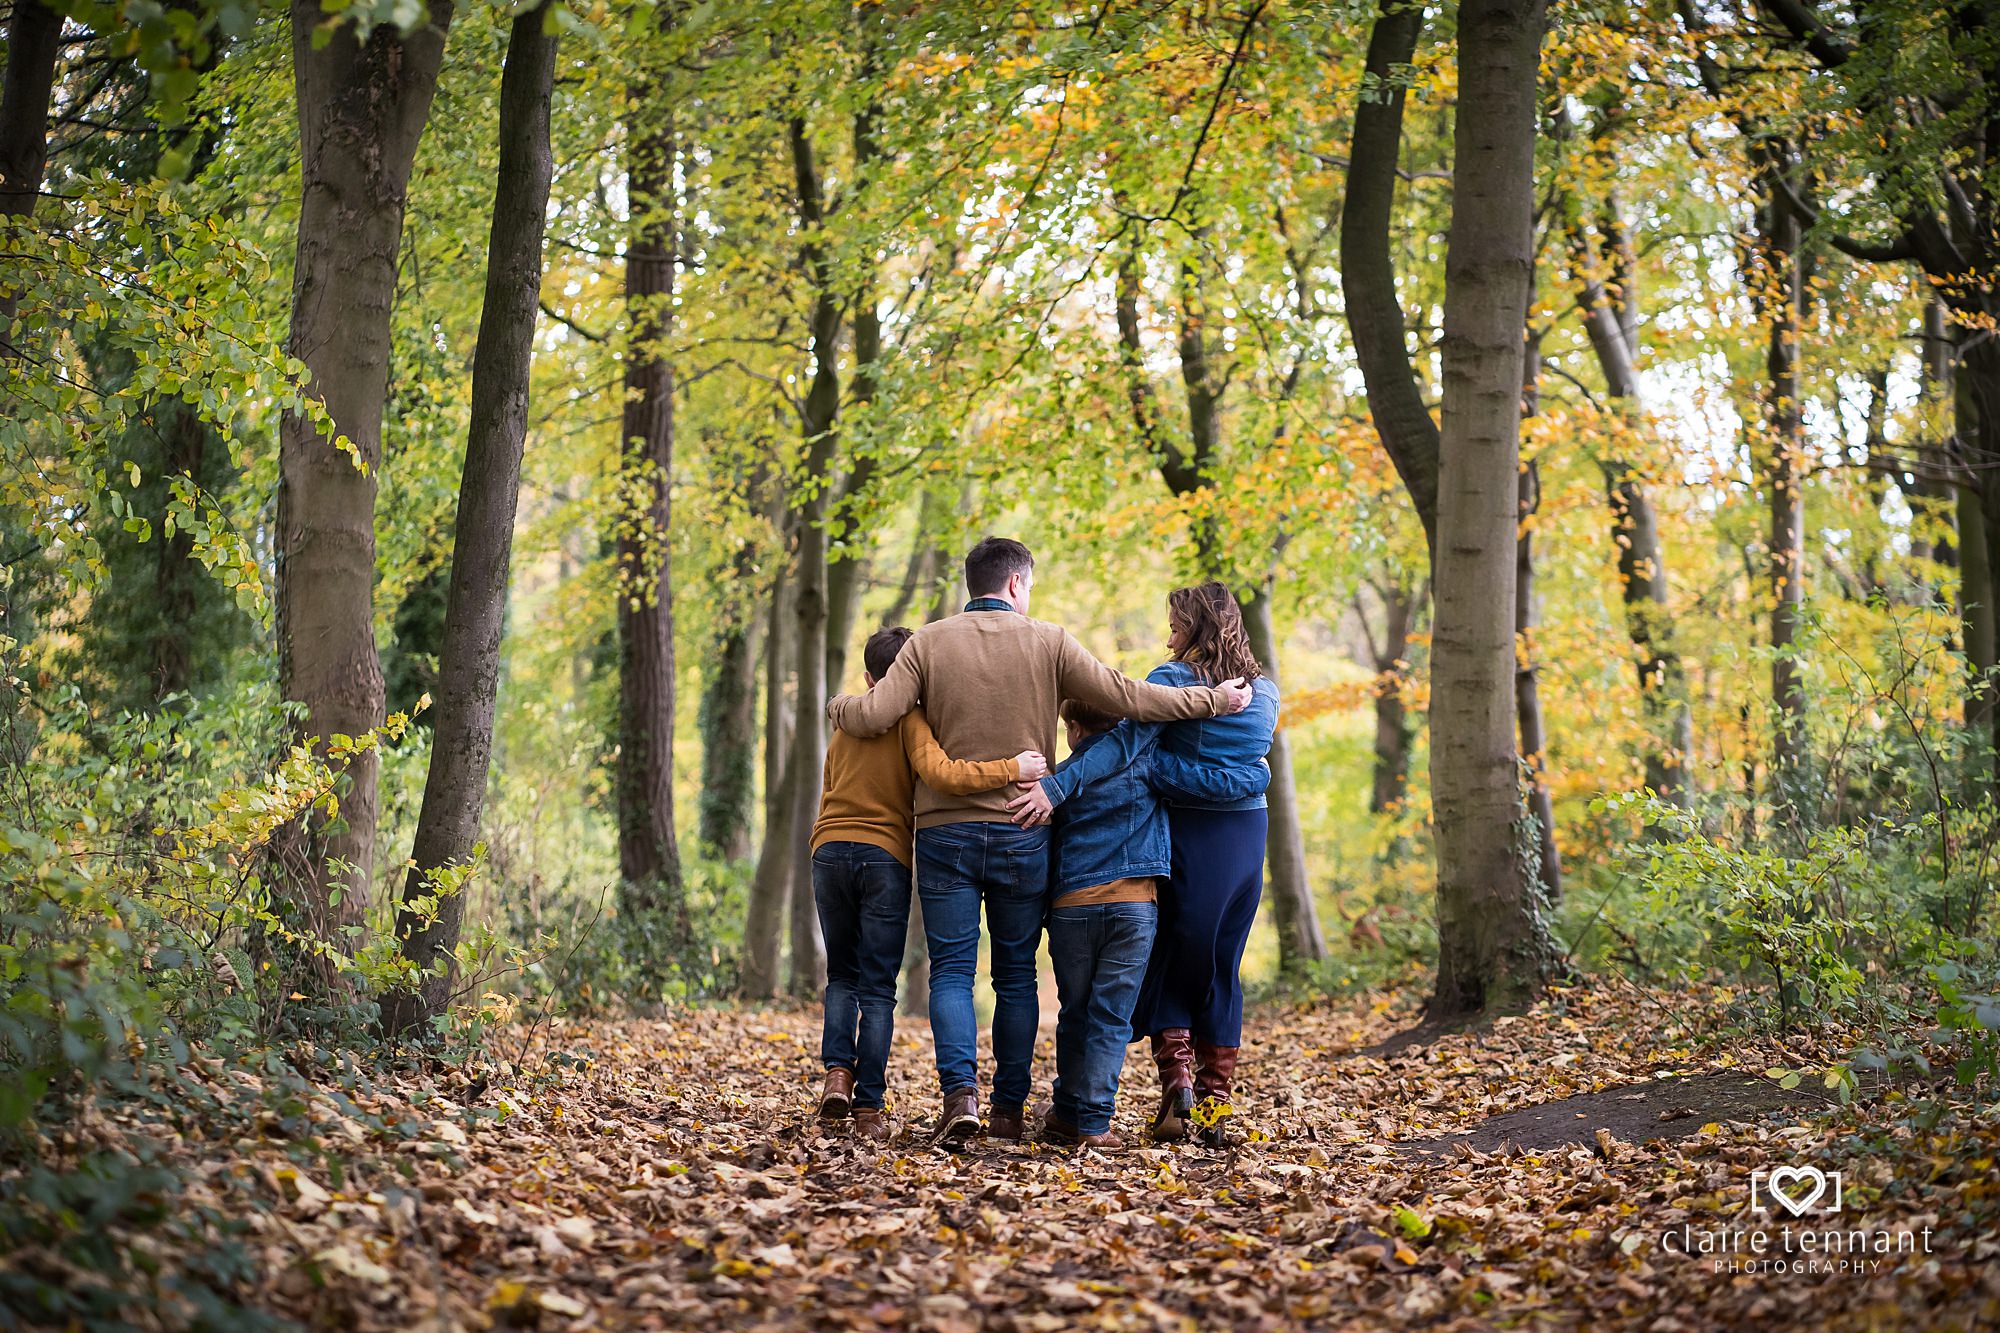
1038, 1109, 1121, 1151
1150, 1028, 1195, 1141
818, 1067, 856, 1120
933, 1086, 981, 1144
987, 1105, 1027, 1142
852, 1108, 890, 1142
1192, 1041, 1240, 1147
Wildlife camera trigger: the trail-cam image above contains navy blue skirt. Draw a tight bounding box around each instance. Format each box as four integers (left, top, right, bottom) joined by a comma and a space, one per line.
1132, 805, 1267, 1046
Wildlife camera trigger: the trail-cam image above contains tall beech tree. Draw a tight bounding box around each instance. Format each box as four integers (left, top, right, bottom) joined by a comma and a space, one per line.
1341, 0, 1560, 898
1565, 204, 1696, 807
1428, 0, 1554, 1018
1754, 0, 2000, 783
1340, 0, 1440, 556
0, 0, 59, 353
382, 5, 557, 1036
276, 0, 452, 975
615, 64, 689, 951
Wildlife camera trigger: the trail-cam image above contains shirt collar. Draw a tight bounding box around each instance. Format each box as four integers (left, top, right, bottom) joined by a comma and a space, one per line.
963, 596, 1016, 613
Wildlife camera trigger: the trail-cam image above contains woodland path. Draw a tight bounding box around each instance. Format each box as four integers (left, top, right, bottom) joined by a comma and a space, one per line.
52, 986, 1998, 1330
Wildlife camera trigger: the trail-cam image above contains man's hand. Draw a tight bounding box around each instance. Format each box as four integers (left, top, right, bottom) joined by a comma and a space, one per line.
1218, 677, 1253, 714
1013, 750, 1050, 782
1006, 781, 1055, 828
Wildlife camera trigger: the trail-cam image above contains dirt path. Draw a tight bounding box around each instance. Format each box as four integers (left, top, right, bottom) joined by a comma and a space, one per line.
16, 987, 1996, 1330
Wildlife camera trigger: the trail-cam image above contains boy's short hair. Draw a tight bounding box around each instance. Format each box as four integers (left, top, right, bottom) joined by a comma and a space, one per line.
1060, 698, 1119, 737
864, 626, 914, 680
964, 537, 1034, 597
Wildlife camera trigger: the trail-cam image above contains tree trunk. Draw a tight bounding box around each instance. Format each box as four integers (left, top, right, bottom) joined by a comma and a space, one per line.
152, 403, 209, 698
764, 542, 795, 827
1757, 147, 1810, 784
1427, 0, 1552, 1021
276, 0, 452, 982
899, 891, 929, 1018
1571, 224, 1694, 806
742, 555, 794, 998
380, 5, 555, 1037
781, 116, 843, 1000
1962, 340, 2000, 758
699, 542, 761, 863
615, 80, 688, 950
0, 0, 59, 349
1242, 585, 1329, 974
1366, 578, 1417, 817
1906, 301, 1955, 574
821, 77, 885, 702
1514, 461, 1562, 903
1340, 0, 1441, 556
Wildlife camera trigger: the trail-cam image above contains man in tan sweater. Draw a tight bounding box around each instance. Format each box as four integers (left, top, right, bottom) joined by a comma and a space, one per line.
827, 537, 1249, 1144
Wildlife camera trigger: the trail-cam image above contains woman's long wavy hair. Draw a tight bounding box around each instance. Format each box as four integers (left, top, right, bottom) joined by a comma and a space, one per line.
1168, 581, 1264, 685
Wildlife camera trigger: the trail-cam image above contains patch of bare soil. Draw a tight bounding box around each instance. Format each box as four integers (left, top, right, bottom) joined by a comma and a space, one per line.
1395, 1071, 1831, 1156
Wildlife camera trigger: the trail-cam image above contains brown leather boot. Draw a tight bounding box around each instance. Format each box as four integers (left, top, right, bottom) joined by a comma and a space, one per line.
852, 1108, 890, 1142
933, 1086, 981, 1145
818, 1067, 856, 1120
1149, 1028, 1195, 1141
1192, 1041, 1240, 1148
987, 1105, 1027, 1142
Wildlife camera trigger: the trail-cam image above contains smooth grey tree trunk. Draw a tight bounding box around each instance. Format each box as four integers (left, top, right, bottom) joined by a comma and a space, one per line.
1340, 0, 1440, 557
699, 543, 761, 864
1428, 0, 1552, 1020
0, 0, 59, 352
1571, 224, 1695, 806
276, 0, 452, 984
381, 6, 556, 1036
742, 554, 795, 998
1514, 461, 1562, 903
1362, 576, 1418, 818
1756, 144, 1810, 786
1242, 586, 1329, 972
615, 76, 688, 950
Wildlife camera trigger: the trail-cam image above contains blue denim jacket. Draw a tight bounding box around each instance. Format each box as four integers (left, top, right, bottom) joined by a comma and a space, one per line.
1048, 730, 1171, 896
1041, 660, 1279, 813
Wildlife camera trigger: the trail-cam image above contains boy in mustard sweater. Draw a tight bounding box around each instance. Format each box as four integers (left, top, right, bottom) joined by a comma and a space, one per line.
809, 626, 1048, 1140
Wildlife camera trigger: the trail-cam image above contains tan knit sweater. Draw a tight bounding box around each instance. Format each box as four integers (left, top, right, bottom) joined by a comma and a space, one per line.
826, 608, 1229, 828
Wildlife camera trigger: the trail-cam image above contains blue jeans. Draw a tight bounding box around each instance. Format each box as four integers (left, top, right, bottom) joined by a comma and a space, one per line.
812, 842, 912, 1110
1048, 901, 1158, 1136
914, 821, 1050, 1109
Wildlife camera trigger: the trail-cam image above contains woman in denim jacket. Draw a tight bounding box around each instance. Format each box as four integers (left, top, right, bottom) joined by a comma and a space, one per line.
1009, 581, 1278, 1145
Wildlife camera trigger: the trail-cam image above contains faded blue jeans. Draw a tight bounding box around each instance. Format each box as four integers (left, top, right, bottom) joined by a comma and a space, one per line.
811, 841, 912, 1110
914, 821, 1050, 1110
1048, 900, 1158, 1136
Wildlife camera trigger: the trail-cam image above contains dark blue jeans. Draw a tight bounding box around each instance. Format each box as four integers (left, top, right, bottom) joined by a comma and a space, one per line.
812, 841, 912, 1110
914, 821, 1050, 1110
1049, 900, 1157, 1136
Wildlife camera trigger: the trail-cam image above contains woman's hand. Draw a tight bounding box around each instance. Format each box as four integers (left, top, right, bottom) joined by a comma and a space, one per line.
1013, 750, 1050, 782
1006, 781, 1055, 828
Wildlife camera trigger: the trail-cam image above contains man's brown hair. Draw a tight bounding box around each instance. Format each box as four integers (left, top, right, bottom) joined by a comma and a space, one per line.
964, 537, 1034, 597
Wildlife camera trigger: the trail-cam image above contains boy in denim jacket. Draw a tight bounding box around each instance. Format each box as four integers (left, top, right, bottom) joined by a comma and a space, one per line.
1037, 699, 1165, 1149
1033, 699, 1272, 1149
